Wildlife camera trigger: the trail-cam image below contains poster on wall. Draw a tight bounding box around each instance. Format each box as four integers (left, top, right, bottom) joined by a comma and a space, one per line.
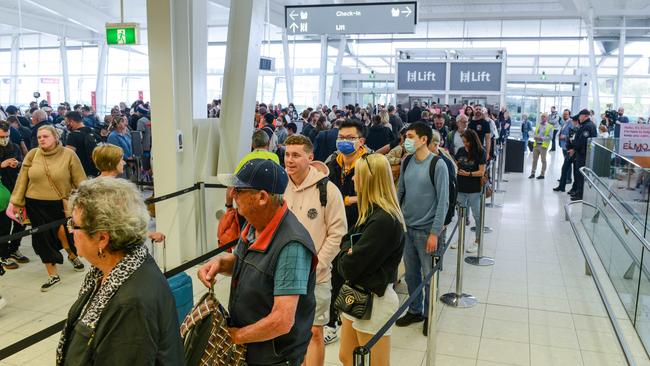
618, 123, 650, 157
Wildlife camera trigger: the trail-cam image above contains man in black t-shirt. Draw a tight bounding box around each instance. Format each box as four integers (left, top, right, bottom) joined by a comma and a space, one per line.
468, 107, 492, 159
64, 111, 98, 177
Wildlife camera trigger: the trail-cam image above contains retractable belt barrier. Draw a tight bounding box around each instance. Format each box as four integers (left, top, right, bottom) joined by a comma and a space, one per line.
0, 181, 230, 360
0, 182, 228, 245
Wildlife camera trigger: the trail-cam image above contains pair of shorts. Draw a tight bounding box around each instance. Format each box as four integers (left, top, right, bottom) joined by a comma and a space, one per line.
313, 282, 332, 326
341, 285, 399, 336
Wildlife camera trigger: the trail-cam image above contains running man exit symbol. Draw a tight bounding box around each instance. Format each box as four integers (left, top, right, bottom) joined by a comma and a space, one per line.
117, 29, 126, 44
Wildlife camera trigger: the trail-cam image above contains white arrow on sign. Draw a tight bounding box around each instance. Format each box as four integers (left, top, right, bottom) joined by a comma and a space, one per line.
289, 10, 298, 21
289, 23, 299, 32
401, 6, 412, 17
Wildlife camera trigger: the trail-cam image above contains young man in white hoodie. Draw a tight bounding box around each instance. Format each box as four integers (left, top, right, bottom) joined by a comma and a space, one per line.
284, 134, 348, 366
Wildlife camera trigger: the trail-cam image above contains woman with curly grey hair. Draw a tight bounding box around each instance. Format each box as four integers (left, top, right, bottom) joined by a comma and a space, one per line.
56, 177, 183, 365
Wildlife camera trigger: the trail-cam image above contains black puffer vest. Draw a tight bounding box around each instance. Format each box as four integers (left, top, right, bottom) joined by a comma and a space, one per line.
229, 208, 316, 364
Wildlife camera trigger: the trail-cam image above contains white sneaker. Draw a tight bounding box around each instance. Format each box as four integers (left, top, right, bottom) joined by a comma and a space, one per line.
324, 325, 338, 345
450, 242, 458, 249
465, 243, 479, 253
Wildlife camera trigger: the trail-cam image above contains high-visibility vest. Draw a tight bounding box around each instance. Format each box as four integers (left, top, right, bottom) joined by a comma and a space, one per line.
534, 123, 554, 149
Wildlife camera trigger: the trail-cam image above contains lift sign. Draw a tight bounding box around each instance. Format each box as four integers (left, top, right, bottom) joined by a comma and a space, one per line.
618, 123, 650, 157
106, 23, 139, 45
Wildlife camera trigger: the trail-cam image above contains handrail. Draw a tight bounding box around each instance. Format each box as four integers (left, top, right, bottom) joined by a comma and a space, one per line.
565, 201, 636, 366
580, 167, 650, 252
590, 139, 645, 170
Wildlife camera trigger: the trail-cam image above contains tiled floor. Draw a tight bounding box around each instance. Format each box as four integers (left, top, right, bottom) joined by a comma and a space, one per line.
1, 148, 649, 365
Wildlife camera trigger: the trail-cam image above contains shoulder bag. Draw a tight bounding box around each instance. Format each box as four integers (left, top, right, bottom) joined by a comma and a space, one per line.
334, 282, 374, 320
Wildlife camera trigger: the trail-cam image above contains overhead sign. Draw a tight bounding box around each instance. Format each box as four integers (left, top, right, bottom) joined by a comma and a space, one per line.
618, 123, 650, 157
396, 62, 446, 91
285, 2, 416, 35
449, 62, 502, 92
105, 23, 139, 45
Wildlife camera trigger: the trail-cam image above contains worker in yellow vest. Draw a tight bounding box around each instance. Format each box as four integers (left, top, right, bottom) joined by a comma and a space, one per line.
529, 112, 554, 179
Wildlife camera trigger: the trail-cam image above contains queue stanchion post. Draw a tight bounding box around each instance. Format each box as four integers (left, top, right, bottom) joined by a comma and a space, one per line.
353, 346, 370, 366
497, 143, 508, 188
489, 160, 503, 208
441, 206, 477, 308
425, 255, 440, 366
465, 186, 495, 266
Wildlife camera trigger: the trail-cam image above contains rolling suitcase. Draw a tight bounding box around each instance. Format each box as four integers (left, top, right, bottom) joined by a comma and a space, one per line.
154, 240, 194, 324
168, 272, 194, 324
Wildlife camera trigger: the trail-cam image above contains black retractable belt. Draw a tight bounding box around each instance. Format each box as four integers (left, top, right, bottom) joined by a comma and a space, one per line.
0, 218, 67, 245
144, 183, 201, 204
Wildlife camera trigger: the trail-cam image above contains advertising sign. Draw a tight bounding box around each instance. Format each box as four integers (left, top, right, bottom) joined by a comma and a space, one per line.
449, 62, 502, 92
285, 2, 416, 35
396, 62, 446, 91
618, 123, 650, 157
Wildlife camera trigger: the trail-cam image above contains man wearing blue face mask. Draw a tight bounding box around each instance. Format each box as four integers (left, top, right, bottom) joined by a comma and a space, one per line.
323, 119, 369, 344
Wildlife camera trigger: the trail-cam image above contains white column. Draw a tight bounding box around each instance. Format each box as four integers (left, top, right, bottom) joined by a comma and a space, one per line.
615, 18, 626, 108
282, 30, 294, 104
587, 9, 601, 117
95, 40, 107, 113
191, 0, 208, 119
60, 38, 70, 103
146, 0, 199, 268
217, 0, 265, 175
318, 35, 328, 105
328, 37, 346, 107
9, 34, 19, 104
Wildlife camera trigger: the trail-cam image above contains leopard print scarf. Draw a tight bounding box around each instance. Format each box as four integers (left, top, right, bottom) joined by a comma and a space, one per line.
55, 244, 148, 365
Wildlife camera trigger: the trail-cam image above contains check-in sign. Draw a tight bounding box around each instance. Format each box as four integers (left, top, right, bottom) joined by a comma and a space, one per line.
397, 62, 447, 91
449, 62, 502, 91
285, 2, 416, 35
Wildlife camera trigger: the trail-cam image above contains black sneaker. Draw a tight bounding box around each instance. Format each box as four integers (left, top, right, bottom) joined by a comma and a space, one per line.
422, 317, 428, 336
567, 190, 576, 195
537, 175, 545, 179
69, 256, 85, 272
10, 250, 29, 263
528, 174, 535, 179
395, 312, 424, 327
41, 275, 61, 292
553, 187, 564, 192
0, 258, 19, 270
570, 195, 582, 201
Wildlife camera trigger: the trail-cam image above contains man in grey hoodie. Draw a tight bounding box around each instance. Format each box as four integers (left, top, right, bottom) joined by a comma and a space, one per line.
395, 122, 449, 336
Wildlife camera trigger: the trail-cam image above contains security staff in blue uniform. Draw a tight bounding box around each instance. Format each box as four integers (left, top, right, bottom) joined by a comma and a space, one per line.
569, 109, 597, 201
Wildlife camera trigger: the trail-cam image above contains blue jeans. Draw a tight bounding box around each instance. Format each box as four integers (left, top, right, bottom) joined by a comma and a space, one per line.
457, 192, 481, 241
403, 227, 433, 318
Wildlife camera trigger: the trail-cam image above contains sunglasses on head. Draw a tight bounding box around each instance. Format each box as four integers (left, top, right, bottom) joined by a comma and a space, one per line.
360, 152, 373, 176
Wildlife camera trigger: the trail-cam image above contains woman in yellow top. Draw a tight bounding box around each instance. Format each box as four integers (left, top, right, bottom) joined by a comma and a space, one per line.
10, 125, 87, 291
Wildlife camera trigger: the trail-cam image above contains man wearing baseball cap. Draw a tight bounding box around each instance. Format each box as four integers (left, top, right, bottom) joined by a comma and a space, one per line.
199, 159, 317, 366
568, 109, 597, 201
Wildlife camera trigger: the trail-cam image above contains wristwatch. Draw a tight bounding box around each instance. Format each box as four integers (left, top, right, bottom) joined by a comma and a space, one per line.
225, 203, 233, 208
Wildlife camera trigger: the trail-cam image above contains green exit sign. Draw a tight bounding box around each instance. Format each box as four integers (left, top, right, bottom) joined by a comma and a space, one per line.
106, 23, 139, 45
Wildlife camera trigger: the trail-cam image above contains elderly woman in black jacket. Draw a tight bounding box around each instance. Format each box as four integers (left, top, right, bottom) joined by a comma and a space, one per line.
56, 177, 183, 365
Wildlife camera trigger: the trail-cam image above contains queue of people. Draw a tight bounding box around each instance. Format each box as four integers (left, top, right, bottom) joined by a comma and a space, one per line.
0, 98, 609, 366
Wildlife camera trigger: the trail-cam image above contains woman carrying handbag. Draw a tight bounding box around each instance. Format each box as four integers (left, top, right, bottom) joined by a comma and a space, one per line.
335, 153, 405, 366
10, 125, 86, 291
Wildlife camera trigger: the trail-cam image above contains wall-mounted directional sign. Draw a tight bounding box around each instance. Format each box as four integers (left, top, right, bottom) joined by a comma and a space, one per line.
449, 62, 503, 92
285, 2, 416, 35
397, 62, 447, 91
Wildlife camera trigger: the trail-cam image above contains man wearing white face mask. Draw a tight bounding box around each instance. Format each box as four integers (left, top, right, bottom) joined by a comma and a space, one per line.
395, 122, 449, 336
0, 121, 29, 271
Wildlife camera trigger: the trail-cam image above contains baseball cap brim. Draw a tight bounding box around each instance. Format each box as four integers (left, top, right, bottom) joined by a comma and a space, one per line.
217, 173, 256, 190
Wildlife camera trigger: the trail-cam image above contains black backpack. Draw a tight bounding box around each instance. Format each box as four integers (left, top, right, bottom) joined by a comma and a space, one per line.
316, 177, 328, 207
401, 153, 457, 226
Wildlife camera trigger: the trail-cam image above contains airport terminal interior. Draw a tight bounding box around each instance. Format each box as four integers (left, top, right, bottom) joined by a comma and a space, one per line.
0, 0, 649, 365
